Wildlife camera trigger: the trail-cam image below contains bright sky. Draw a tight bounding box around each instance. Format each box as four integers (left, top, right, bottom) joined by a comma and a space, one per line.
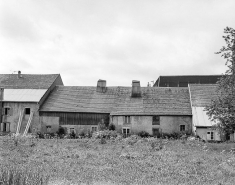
0, 0, 234, 86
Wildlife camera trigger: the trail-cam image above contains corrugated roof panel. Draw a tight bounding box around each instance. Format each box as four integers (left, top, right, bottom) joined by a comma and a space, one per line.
3, 89, 47, 102
192, 107, 218, 127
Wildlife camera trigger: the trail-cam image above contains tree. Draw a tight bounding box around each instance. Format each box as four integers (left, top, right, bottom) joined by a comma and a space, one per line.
205, 27, 235, 136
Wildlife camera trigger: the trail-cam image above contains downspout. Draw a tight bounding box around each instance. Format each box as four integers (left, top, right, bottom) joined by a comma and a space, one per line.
0, 88, 4, 124
188, 84, 194, 135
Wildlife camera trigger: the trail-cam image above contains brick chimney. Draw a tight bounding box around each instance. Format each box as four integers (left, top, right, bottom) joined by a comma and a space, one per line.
18, 71, 22, 78
97, 79, 107, 93
131, 80, 141, 97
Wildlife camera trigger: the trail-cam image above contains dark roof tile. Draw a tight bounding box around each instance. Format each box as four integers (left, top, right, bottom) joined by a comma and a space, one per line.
40, 86, 192, 115
0, 74, 60, 89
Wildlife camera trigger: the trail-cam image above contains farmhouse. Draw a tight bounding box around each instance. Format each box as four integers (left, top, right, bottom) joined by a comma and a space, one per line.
1, 72, 226, 138
40, 80, 193, 136
0, 71, 63, 135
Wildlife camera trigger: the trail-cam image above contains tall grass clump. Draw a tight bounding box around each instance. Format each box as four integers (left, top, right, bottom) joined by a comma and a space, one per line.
0, 164, 49, 185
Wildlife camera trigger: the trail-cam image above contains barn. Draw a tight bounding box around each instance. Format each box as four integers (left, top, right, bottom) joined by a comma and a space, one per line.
0, 71, 63, 135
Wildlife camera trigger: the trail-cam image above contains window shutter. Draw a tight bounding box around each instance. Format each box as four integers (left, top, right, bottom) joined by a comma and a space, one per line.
6, 123, 10, 132
9, 108, 13, 116
0, 123, 3, 132
128, 116, 130, 123
2, 108, 5, 115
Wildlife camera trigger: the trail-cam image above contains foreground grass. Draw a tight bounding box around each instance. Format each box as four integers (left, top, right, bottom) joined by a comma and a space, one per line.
0, 136, 235, 185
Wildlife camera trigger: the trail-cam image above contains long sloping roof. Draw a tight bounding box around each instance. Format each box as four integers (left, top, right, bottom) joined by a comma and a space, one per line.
189, 84, 219, 107
40, 86, 118, 113
0, 74, 60, 89
40, 86, 192, 115
3, 89, 47, 102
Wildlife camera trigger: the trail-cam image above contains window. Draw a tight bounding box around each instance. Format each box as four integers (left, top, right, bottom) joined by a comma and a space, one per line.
122, 127, 130, 137
180, 125, 185, 131
152, 116, 160, 125
3, 107, 11, 116
46, 126, 51, 133
124, 116, 131, 124
25, 108, 30, 115
211, 132, 214, 140
207, 132, 210, 134
91, 126, 97, 133
0, 122, 10, 132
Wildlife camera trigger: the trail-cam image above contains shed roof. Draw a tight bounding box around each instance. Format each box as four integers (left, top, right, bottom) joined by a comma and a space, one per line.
189, 84, 219, 107
192, 107, 218, 127
3, 89, 47, 102
0, 74, 60, 89
40, 86, 192, 115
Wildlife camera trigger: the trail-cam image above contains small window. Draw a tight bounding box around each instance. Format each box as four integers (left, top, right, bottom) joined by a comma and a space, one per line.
207, 132, 210, 134
122, 127, 130, 137
124, 116, 131, 124
152, 116, 160, 125
91, 126, 97, 132
3, 107, 11, 116
46, 126, 51, 133
180, 125, 185, 131
0, 122, 10, 132
25, 108, 30, 115
211, 132, 214, 140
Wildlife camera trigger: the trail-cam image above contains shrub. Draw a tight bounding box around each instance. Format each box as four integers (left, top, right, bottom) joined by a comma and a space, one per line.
138, 131, 151, 138
57, 127, 66, 138
108, 124, 116, 131
93, 130, 119, 139
36, 132, 44, 139
161, 132, 189, 139
69, 132, 76, 139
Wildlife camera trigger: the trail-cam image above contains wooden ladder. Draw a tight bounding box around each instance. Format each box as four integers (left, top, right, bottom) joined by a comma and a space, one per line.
23, 111, 34, 136
16, 109, 24, 135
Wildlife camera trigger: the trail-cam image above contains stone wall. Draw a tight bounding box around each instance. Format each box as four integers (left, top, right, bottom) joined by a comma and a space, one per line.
112, 115, 192, 135
2, 102, 40, 133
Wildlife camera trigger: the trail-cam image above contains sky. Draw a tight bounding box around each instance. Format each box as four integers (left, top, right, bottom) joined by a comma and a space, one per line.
0, 0, 234, 87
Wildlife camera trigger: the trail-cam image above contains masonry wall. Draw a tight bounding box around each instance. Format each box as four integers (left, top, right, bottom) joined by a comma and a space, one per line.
196, 127, 221, 141
112, 115, 192, 135
39, 112, 109, 134
1, 102, 40, 133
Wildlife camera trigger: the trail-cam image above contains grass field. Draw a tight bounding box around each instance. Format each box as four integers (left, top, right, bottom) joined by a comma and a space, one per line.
1, 136, 235, 185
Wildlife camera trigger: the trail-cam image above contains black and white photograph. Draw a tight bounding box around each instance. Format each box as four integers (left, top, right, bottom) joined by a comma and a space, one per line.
0, 0, 235, 184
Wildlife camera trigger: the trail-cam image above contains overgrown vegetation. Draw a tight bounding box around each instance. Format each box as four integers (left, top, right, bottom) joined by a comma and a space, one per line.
206, 27, 235, 137
1, 135, 235, 184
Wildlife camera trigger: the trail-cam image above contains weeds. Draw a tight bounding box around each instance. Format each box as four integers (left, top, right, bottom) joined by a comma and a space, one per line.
0, 136, 234, 184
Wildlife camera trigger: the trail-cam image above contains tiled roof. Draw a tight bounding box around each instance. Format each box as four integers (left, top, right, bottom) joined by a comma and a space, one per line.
0, 74, 60, 89
189, 84, 219, 107
112, 87, 191, 115
40, 86, 118, 113
40, 86, 192, 115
